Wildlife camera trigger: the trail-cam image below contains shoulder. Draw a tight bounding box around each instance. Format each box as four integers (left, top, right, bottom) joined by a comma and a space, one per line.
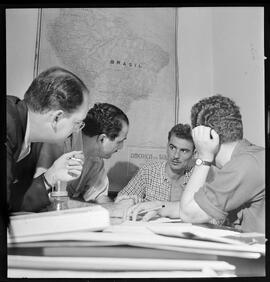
220, 149, 264, 186
231, 139, 265, 170
6, 96, 27, 151
7, 96, 20, 120
7, 96, 27, 128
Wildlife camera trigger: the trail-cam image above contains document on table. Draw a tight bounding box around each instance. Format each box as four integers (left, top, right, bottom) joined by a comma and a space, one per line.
147, 224, 243, 244
8, 225, 265, 256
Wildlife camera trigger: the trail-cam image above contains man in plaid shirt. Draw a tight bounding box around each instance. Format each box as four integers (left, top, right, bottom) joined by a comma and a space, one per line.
115, 124, 195, 204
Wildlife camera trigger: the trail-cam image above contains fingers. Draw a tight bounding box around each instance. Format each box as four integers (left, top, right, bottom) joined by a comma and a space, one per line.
67, 158, 84, 166
126, 203, 154, 221
210, 128, 219, 142
72, 152, 85, 163
122, 206, 130, 221
192, 126, 220, 158
64, 151, 83, 158
67, 169, 82, 178
142, 211, 158, 222
115, 195, 130, 203
125, 204, 142, 221
192, 125, 212, 140
193, 126, 219, 141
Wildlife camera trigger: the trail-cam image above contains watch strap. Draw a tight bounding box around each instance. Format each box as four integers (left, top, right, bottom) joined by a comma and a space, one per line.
201, 160, 212, 166
196, 158, 213, 166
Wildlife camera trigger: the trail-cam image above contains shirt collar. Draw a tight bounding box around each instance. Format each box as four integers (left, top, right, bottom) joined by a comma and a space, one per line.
17, 112, 31, 162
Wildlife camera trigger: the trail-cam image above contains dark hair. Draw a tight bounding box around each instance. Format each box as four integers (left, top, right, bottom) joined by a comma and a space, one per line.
191, 94, 243, 143
168, 123, 193, 144
24, 66, 89, 114
82, 103, 129, 140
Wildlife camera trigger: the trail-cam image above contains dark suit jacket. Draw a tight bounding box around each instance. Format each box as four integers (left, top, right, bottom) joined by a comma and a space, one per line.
7, 95, 51, 212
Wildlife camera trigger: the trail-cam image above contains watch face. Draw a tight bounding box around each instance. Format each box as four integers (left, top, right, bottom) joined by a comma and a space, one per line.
196, 158, 203, 166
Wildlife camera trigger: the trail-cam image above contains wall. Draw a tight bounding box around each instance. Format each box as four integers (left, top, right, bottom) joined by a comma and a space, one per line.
177, 8, 214, 124
177, 7, 265, 147
212, 7, 264, 146
6, 7, 265, 146
6, 9, 38, 98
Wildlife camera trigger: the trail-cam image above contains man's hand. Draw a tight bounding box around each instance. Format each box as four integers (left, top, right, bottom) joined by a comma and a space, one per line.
101, 199, 135, 219
125, 201, 163, 221
192, 126, 220, 161
115, 194, 143, 204
44, 151, 84, 187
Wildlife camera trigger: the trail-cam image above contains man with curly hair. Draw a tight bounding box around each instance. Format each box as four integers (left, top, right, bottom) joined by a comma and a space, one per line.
115, 124, 196, 205
35, 103, 129, 205
127, 95, 265, 233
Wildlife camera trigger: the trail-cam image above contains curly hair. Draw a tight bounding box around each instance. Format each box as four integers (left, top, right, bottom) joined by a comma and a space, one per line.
24, 66, 89, 114
190, 94, 243, 143
168, 123, 193, 144
83, 103, 129, 140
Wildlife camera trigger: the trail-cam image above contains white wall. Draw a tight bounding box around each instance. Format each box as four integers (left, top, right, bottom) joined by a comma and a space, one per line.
6, 7, 265, 146
6, 9, 38, 99
212, 7, 264, 146
177, 8, 214, 124
177, 7, 264, 147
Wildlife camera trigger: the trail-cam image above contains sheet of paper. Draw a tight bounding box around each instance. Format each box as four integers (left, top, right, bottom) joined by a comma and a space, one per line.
8, 228, 265, 255
147, 225, 243, 244
9, 268, 233, 278
8, 255, 235, 272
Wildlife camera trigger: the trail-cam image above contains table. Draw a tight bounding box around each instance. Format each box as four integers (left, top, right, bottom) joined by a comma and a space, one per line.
7, 200, 266, 278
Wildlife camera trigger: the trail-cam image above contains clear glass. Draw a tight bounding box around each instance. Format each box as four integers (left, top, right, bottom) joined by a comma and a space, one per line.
49, 195, 69, 211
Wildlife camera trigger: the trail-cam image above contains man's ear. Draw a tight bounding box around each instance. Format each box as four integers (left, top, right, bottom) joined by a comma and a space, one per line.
51, 110, 64, 132
97, 133, 107, 143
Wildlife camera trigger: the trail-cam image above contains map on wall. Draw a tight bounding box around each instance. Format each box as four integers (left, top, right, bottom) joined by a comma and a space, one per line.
37, 8, 177, 191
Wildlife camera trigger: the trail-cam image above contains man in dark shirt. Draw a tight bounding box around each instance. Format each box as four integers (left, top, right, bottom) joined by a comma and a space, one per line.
7, 66, 90, 213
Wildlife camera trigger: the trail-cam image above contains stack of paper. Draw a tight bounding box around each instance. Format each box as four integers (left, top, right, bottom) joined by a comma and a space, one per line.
8, 224, 265, 258
8, 255, 236, 278
8, 217, 265, 278
8, 205, 110, 239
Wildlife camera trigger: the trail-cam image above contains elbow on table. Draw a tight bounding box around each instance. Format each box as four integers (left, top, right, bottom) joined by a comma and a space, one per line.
180, 210, 197, 223
179, 202, 207, 224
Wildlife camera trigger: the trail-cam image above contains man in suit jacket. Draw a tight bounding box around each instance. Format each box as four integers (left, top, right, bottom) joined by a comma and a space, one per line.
6, 66, 90, 213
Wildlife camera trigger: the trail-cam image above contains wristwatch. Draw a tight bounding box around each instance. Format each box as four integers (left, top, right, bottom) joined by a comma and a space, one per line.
195, 158, 212, 167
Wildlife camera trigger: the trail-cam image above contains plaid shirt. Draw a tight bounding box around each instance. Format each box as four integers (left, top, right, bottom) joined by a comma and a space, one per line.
117, 160, 192, 202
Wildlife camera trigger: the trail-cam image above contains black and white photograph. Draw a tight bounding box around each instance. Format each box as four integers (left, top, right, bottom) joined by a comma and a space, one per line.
2, 5, 268, 279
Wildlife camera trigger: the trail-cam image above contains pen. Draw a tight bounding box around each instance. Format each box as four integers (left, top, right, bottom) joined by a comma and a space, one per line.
137, 204, 166, 215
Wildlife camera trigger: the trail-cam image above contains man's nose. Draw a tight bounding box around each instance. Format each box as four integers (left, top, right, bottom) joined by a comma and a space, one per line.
174, 150, 181, 159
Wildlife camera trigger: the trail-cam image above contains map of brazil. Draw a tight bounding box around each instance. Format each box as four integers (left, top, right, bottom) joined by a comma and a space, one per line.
38, 8, 177, 190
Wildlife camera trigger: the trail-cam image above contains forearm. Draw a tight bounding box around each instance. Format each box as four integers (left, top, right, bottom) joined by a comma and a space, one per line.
96, 195, 112, 204
181, 165, 210, 206
179, 165, 211, 222
159, 201, 181, 218
180, 125, 220, 223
